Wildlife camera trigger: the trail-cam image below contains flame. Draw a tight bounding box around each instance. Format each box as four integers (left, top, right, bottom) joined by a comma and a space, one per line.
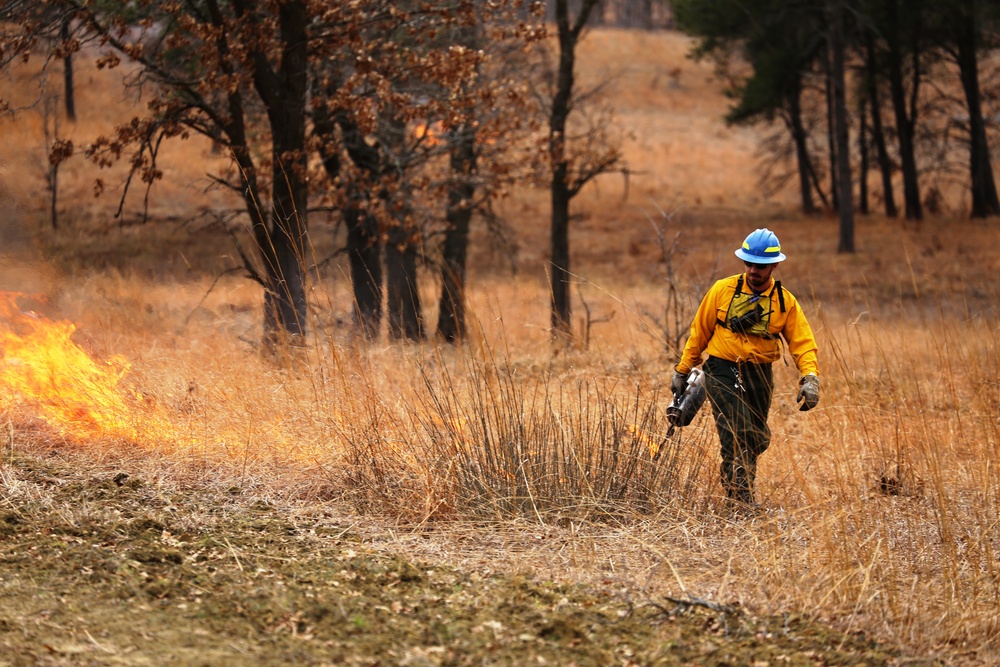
0, 291, 172, 443
0, 292, 321, 462
412, 120, 444, 147
411, 120, 495, 148
628, 423, 663, 460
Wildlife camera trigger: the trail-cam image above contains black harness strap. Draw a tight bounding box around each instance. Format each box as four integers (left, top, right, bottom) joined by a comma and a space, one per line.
716, 275, 787, 338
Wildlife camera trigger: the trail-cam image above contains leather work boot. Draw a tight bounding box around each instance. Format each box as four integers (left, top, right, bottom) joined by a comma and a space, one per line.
723, 469, 760, 517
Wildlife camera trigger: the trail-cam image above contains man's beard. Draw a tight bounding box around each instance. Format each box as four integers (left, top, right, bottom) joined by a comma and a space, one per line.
746, 273, 769, 291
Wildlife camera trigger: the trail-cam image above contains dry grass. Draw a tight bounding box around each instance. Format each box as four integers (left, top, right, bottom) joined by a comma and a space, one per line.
3, 215, 998, 663
2, 27, 1000, 665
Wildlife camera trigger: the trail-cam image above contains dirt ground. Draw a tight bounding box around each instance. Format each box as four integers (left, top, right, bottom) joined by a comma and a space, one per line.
0, 449, 910, 667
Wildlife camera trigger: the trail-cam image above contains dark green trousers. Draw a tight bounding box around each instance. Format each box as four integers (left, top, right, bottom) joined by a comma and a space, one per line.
704, 355, 774, 504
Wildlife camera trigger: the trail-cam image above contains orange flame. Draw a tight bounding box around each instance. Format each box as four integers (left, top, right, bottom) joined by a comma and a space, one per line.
628, 423, 663, 460
0, 292, 172, 443
411, 120, 496, 148
412, 120, 444, 147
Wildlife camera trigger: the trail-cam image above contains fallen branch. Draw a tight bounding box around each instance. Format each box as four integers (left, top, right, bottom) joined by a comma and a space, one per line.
662, 595, 739, 615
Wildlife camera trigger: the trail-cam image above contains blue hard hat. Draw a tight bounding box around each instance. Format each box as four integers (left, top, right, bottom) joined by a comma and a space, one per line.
734, 228, 786, 264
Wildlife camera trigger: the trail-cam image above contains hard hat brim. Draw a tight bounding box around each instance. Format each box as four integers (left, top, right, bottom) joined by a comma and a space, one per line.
735, 248, 786, 263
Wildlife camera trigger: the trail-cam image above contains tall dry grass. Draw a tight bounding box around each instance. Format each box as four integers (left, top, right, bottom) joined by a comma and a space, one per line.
4, 236, 998, 659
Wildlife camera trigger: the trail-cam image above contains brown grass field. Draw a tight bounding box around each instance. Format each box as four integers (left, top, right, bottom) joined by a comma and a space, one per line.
2, 27, 1000, 666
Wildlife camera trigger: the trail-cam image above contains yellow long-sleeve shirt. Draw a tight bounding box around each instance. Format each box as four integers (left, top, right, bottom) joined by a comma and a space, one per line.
676, 273, 819, 377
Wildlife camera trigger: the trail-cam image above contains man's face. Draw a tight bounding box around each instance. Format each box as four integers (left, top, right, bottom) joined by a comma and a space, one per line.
743, 261, 776, 292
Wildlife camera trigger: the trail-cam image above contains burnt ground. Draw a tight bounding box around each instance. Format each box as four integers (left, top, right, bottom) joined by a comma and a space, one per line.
0, 451, 922, 667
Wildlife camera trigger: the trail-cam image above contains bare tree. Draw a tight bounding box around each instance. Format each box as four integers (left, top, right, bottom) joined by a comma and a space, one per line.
543, 0, 624, 340
828, 0, 854, 252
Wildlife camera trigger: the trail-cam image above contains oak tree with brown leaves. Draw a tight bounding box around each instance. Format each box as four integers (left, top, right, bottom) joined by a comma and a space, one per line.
1, 0, 544, 346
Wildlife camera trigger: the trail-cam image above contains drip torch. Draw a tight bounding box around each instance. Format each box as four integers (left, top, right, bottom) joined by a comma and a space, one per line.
654, 368, 707, 461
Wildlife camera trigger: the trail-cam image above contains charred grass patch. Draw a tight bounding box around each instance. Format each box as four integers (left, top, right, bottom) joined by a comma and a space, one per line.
0, 452, 900, 666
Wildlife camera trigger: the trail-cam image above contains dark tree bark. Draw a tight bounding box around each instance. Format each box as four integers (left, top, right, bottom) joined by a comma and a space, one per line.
382, 115, 423, 342
328, 106, 423, 343
829, 0, 854, 252
437, 123, 477, 343
864, 34, 899, 218
955, 2, 1000, 217
345, 208, 383, 340
859, 93, 870, 215
549, 0, 601, 337
312, 80, 385, 341
203, 0, 312, 344
436, 18, 481, 344
886, 0, 923, 220
823, 44, 840, 212
385, 220, 423, 341
550, 170, 572, 335
785, 80, 817, 214
338, 121, 386, 340
636, 0, 654, 28
550, 25, 574, 334
229, 0, 310, 345
61, 17, 75, 122
262, 1, 309, 344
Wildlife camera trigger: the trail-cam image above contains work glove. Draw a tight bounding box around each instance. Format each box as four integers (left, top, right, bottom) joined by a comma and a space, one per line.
671, 370, 689, 397
796, 373, 819, 411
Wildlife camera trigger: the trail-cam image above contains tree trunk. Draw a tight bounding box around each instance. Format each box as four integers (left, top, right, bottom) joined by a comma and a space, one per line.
956, 3, 1000, 217
865, 34, 898, 218
232, 0, 310, 345
61, 18, 75, 122
549, 7, 575, 336
335, 117, 390, 340
261, 0, 309, 346
786, 82, 817, 215
385, 221, 423, 341
859, 93, 869, 216
829, 0, 854, 252
641, 0, 655, 29
550, 167, 572, 335
548, 0, 600, 337
823, 44, 839, 212
346, 208, 383, 340
209, 0, 264, 217
437, 124, 477, 343
312, 82, 384, 341
887, 0, 922, 220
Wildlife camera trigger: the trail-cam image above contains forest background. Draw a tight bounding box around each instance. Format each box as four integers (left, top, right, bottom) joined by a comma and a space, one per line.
1, 1, 999, 665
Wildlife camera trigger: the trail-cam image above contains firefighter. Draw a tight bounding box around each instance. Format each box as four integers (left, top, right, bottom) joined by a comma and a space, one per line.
672, 228, 819, 508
